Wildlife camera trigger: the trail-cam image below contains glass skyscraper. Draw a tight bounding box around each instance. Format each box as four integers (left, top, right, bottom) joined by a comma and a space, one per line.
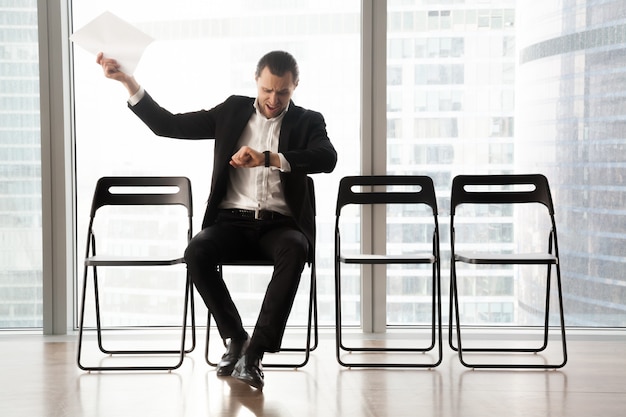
0, 0, 42, 328
386, 1, 518, 326
387, 0, 625, 328
517, 0, 626, 326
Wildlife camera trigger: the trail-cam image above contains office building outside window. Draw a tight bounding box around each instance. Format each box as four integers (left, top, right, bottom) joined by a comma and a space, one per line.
386, 0, 626, 328
386, 1, 518, 327
0, 0, 42, 328
517, 0, 626, 326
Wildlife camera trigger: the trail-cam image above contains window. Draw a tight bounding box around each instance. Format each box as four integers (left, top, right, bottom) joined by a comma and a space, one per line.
0, 0, 42, 329
72, 0, 361, 328
387, 0, 523, 328
388, 0, 626, 328
11, 0, 618, 333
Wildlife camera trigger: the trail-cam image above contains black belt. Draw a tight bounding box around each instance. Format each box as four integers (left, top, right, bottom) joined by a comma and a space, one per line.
220, 208, 288, 221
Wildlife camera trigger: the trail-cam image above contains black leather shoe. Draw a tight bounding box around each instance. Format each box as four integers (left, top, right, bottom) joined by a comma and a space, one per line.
216, 334, 249, 377
231, 354, 264, 390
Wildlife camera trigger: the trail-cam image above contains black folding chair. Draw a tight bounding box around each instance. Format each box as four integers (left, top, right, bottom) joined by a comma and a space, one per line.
334, 175, 442, 368
77, 176, 195, 371
449, 174, 567, 369
204, 177, 318, 369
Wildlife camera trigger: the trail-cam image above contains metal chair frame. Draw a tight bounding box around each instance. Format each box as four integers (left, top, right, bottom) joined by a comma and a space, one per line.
77, 176, 196, 371
204, 260, 318, 369
334, 175, 442, 368
449, 174, 567, 369
204, 177, 318, 369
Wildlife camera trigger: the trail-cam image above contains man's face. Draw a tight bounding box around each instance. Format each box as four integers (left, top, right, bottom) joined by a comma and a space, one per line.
256, 66, 297, 119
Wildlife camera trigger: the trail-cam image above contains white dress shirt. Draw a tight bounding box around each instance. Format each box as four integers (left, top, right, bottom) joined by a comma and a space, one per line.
129, 87, 292, 216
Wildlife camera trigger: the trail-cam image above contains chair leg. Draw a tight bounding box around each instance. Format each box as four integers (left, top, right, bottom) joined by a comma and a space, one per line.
77, 265, 195, 372
448, 261, 464, 353
335, 262, 443, 368
452, 263, 568, 369
76, 265, 91, 371
204, 312, 222, 367
555, 265, 568, 366
183, 275, 196, 354
93, 266, 106, 354
205, 265, 317, 368
265, 266, 316, 368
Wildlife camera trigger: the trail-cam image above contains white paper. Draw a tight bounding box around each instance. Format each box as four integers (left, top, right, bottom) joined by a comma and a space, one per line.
70, 11, 154, 75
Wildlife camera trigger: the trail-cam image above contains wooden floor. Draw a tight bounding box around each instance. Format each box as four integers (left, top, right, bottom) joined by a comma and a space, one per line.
1, 330, 625, 417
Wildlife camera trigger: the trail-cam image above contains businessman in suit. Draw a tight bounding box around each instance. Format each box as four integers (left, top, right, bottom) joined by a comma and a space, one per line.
97, 50, 337, 389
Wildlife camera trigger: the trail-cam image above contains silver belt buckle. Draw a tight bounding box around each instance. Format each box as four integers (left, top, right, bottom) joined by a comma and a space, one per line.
254, 209, 260, 220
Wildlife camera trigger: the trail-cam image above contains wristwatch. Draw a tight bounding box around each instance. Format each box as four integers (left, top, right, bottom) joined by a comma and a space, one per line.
264, 150, 270, 167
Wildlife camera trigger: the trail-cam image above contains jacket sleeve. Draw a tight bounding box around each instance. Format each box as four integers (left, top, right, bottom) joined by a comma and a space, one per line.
282, 110, 338, 175
128, 91, 221, 139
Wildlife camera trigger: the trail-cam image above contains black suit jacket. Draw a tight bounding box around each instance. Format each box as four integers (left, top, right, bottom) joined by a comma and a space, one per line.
129, 93, 337, 255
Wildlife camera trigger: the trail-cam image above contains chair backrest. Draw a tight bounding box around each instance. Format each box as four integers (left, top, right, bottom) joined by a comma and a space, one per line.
89, 176, 193, 218
450, 174, 554, 215
336, 175, 438, 215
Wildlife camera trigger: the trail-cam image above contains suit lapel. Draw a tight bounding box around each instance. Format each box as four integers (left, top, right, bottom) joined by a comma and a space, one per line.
278, 100, 298, 153
226, 101, 255, 155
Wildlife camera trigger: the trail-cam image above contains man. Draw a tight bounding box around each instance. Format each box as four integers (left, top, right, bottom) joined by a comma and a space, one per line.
97, 50, 337, 389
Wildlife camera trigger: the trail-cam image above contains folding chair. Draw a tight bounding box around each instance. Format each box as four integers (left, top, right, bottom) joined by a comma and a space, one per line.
204, 177, 318, 369
334, 175, 442, 368
449, 174, 567, 369
77, 176, 196, 371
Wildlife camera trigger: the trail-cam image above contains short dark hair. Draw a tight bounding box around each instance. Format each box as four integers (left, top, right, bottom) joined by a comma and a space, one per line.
255, 50, 299, 83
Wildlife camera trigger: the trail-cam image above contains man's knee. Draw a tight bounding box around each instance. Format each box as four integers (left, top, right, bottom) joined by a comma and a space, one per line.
184, 231, 218, 266
183, 240, 198, 265
276, 233, 309, 265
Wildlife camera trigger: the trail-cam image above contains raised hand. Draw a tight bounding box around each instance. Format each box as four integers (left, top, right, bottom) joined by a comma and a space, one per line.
96, 52, 140, 96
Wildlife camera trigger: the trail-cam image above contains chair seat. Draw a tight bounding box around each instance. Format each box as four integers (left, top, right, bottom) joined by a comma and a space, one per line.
85, 255, 185, 266
220, 259, 273, 266
454, 252, 557, 264
340, 253, 435, 264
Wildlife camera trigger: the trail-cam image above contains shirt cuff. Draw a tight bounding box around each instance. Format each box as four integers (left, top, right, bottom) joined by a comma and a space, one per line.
127, 86, 145, 106
276, 153, 291, 172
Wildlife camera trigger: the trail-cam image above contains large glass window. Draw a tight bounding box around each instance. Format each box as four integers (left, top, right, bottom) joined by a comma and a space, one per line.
68, 0, 626, 333
385, 0, 532, 327
72, 0, 361, 328
387, 0, 626, 328
0, 0, 42, 329
516, 0, 626, 326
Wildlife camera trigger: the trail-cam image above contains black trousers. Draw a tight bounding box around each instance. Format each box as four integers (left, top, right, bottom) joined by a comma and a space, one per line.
184, 211, 309, 355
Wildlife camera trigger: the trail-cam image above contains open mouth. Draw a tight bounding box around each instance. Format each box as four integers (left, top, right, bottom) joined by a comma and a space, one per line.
265, 103, 280, 115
